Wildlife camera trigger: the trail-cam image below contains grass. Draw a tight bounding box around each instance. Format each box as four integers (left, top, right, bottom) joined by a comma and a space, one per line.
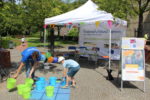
1, 34, 77, 48
26, 37, 48, 47
27, 37, 77, 47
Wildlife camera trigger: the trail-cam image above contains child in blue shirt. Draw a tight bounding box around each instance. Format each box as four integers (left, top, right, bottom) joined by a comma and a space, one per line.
58, 56, 80, 88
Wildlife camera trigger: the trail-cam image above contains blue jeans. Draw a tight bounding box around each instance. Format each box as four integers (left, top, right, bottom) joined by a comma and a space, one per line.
25, 59, 35, 78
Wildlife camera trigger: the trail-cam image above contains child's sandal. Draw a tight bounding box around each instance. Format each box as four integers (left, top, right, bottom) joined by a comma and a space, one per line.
71, 85, 76, 88
61, 85, 69, 89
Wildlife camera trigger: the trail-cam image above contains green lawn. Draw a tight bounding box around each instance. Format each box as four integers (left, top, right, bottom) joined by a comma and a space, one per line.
26, 37, 48, 47
27, 37, 77, 47
1, 36, 77, 48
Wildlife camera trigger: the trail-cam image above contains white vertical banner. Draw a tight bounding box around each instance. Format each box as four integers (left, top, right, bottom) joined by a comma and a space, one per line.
121, 37, 145, 92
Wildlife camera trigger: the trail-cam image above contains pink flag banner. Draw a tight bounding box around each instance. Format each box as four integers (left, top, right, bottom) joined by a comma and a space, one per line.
43, 24, 47, 28
68, 22, 72, 25
107, 20, 112, 29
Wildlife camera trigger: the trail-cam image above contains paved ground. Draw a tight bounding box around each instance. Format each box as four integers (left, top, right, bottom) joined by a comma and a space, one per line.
0, 46, 150, 100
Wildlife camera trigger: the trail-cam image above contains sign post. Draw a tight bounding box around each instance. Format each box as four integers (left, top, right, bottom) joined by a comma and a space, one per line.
121, 37, 145, 92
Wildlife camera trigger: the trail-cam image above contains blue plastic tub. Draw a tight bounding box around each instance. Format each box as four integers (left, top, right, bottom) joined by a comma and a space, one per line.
35, 81, 45, 91
38, 77, 46, 82
49, 77, 57, 86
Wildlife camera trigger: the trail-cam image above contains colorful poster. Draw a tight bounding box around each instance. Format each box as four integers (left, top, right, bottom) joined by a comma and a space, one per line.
122, 37, 145, 49
122, 49, 145, 81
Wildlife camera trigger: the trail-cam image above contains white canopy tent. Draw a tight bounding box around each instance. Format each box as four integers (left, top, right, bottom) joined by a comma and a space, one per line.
44, 0, 127, 72
45, 0, 114, 24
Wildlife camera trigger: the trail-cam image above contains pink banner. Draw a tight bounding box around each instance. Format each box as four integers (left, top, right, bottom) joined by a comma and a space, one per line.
107, 20, 112, 29
43, 24, 47, 28
68, 22, 72, 24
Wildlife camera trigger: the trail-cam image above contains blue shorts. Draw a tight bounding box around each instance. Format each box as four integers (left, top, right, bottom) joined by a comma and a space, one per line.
67, 66, 80, 77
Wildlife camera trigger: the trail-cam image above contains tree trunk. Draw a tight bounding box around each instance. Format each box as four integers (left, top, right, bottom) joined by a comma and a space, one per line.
57, 26, 61, 40
0, 34, 2, 46
137, 12, 144, 37
137, 13, 143, 37
40, 31, 44, 42
137, 0, 144, 37
49, 28, 55, 56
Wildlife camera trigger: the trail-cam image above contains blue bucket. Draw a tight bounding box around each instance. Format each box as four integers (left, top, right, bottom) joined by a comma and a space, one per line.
49, 77, 57, 86
61, 80, 66, 86
38, 77, 46, 82
35, 81, 45, 91
52, 57, 58, 63
61, 77, 66, 86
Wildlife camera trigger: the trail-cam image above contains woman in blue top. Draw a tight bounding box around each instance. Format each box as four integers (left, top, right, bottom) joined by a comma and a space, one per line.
12, 47, 43, 79
58, 56, 80, 88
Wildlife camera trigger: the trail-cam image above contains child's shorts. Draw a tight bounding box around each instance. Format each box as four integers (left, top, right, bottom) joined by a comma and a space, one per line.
67, 66, 80, 77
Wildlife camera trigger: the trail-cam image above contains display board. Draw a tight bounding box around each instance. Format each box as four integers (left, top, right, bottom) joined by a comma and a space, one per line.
121, 37, 145, 92
79, 23, 126, 60
122, 49, 145, 81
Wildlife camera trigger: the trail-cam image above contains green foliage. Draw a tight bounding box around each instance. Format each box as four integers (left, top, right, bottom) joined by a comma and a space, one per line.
0, 0, 72, 36
1, 0, 148, 38
1, 39, 9, 48
1, 36, 20, 48
0, 2, 24, 36
95, 0, 137, 20
0, 0, 87, 37
68, 28, 78, 36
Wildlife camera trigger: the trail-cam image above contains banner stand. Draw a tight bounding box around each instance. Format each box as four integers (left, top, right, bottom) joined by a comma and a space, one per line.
121, 37, 145, 92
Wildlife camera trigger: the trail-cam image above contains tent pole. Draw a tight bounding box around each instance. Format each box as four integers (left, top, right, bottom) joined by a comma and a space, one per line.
109, 28, 111, 70
106, 28, 114, 80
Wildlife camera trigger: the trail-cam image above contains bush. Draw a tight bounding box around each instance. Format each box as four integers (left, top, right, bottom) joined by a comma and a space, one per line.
68, 28, 78, 36
1, 37, 21, 48
1, 40, 9, 48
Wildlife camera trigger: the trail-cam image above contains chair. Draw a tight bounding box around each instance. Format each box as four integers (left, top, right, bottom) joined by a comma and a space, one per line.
88, 47, 100, 65
68, 46, 77, 50
98, 49, 117, 80
98, 49, 115, 68
64, 46, 77, 59
75, 46, 89, 61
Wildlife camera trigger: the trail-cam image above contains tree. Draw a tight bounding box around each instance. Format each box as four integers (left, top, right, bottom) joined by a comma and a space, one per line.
95, 0, 136, 20
95, 0, 150, 37
21, 0, 70, 33
0, 0, 4, 7
130, 0, 150, 37
0, 0, 24, 36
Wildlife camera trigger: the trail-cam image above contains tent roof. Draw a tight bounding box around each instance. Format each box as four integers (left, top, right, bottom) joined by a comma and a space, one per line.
44, 0, 114, 25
